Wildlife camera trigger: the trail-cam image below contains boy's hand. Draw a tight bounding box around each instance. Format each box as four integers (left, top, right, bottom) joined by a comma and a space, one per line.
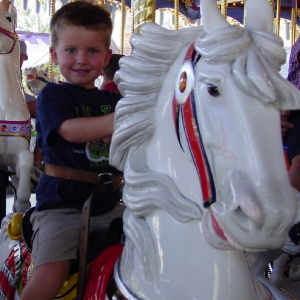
102, 137, 112, 144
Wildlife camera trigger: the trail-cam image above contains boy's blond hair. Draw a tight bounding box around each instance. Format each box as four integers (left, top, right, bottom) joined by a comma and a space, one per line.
50, 1, 113, 49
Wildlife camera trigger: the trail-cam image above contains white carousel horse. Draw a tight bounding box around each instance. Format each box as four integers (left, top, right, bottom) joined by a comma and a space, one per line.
24, 67, 49, 96
25, 67, 49, 155
108, 0, 300, 298
0, 12, 33, 213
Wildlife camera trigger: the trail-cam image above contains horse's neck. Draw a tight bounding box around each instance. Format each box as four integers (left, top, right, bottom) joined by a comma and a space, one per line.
119, 210, 270, 300
30, 79, 46, 96
0, 51, 30, 121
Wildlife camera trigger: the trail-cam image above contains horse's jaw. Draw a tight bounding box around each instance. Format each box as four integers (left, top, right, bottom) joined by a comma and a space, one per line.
202, 209, 234, 250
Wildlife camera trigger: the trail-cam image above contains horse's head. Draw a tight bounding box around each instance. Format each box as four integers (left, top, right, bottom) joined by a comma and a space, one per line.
176, 0, 300, 251
25, 67, 49, 96
0, 11, 17, 55
111, 0, 300, 257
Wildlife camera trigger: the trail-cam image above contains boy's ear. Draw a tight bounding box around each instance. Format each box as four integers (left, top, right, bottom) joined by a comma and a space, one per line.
104, 49, 112, 67
50, 46, 59, 65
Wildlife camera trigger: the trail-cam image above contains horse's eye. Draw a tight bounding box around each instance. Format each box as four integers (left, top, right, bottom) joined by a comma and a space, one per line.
207, 84, 220, 97
6, 17, 12, 22
175, 60, 195, 105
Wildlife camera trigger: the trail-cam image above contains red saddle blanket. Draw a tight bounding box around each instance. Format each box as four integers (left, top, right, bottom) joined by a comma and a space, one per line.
0, 241, 31, 300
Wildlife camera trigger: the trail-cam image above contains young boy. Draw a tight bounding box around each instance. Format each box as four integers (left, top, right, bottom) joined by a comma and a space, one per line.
20, 2, 124, 299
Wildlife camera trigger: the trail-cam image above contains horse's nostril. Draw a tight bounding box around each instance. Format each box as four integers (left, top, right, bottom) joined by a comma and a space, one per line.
235, 199, 264, 227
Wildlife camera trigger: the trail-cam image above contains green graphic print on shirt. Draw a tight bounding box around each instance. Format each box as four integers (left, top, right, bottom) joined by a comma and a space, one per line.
75, 104, 112, 166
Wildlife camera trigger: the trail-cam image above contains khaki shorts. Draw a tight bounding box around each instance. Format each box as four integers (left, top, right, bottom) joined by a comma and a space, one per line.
30, 203, 125, 271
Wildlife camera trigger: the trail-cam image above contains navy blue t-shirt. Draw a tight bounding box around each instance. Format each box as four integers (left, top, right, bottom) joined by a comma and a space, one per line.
35, 82, 122, 213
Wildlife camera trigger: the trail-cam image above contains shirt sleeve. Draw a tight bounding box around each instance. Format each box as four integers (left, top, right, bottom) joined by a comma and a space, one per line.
36, 84, 78, 147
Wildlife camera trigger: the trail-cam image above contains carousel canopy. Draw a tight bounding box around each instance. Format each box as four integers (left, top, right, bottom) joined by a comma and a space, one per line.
18, 31, 49, 69
14, 0, 300, 69
10, 0, 300, 24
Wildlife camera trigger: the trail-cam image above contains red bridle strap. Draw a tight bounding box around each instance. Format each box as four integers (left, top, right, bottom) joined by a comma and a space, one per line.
0, 26, 18, 54
173, 43, 215, 208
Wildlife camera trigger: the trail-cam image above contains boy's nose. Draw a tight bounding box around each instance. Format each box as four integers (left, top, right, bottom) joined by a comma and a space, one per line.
76, 52, 88, 64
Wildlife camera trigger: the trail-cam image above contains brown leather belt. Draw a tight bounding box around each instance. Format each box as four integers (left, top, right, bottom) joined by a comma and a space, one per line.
44, 163, 124, 189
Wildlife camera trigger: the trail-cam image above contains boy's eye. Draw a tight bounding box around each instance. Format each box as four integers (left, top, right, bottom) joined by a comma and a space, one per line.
66, 48, 76, 54
89, 49, 99, 54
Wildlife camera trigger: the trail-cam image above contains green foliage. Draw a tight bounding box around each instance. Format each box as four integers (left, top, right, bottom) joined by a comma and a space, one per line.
14, 0, 50, 33
14, 0, 61, 87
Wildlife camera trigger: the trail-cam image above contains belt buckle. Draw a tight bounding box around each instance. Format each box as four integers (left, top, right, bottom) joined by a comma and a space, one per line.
97, 173, 114, 193
98, 172, 113, 186
98, 173, 124, 190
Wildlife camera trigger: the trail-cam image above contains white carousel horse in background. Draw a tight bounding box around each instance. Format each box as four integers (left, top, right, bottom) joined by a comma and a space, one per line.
0, 11, 33, 213
109, 0, 300, 298
24, 67, 49, 96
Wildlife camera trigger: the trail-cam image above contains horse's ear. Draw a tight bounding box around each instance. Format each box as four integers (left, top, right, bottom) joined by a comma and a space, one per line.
245, 0, 273, 32
200, 0, 229, 33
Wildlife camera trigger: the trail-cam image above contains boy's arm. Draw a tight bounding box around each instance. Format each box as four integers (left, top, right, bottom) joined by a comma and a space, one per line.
56, 113, 115, 143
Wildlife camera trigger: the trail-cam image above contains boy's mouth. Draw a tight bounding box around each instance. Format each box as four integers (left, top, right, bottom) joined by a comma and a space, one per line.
73, 69, 90, 75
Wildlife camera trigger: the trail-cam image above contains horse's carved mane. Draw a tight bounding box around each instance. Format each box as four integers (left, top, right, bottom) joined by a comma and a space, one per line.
112, 24, 203, 221
112, 24, 204, 170
112, 24, 205, 280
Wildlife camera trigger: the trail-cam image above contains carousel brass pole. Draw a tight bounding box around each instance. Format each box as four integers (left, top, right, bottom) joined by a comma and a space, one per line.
131, 0, 134, 34
120, 0, 126, 54
98, 0, 106, 7
243, 0, 246, 25
131, 0, 155, 33
291, 0, 297, 45
49, 0, 55, 82
174, 0, 179, 30
275, 0, 281, 35
268, 0, 275, 32
221, 0, 227, 18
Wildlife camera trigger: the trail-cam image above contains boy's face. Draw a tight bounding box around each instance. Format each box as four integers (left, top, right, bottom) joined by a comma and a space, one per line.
50, 25, 112, 89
